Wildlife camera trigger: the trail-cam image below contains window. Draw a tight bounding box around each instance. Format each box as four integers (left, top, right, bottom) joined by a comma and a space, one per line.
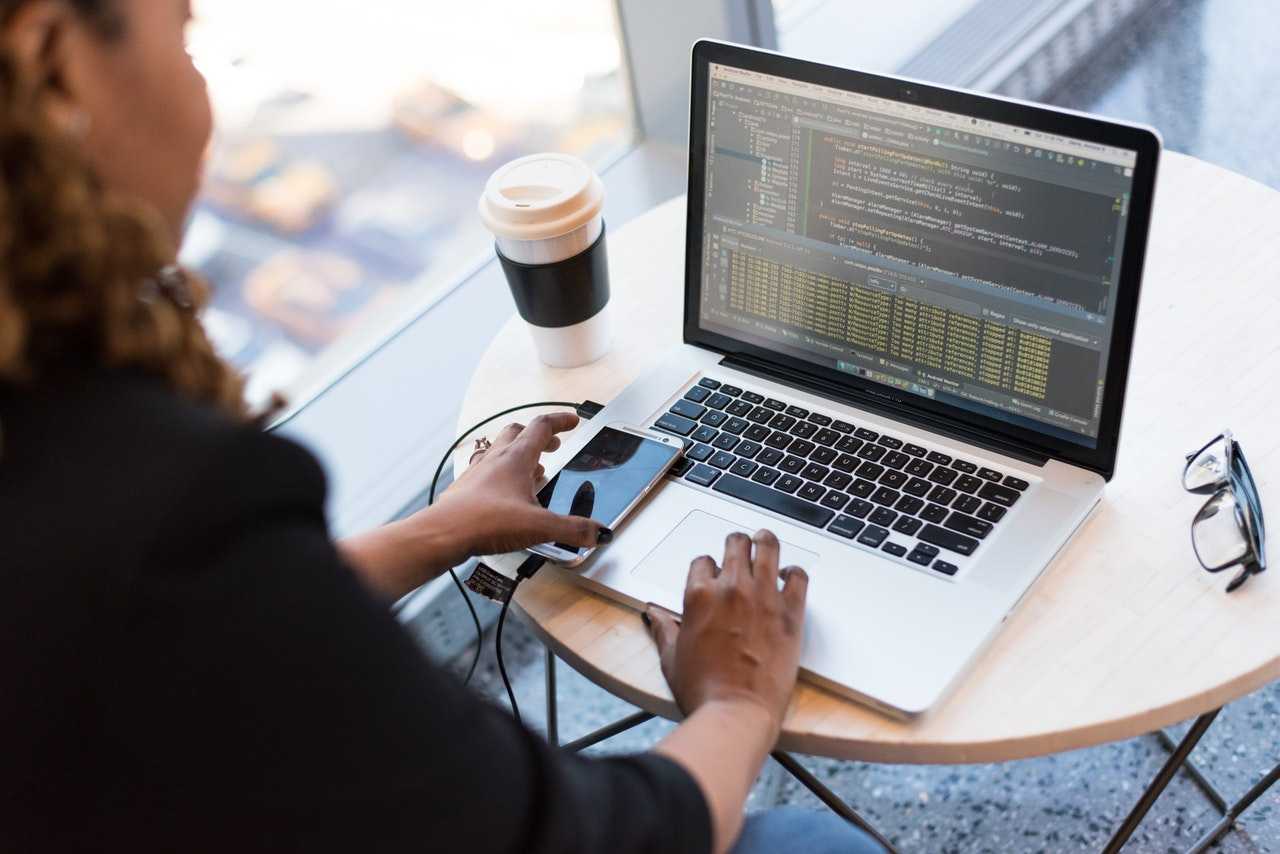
182, 0, 632, 407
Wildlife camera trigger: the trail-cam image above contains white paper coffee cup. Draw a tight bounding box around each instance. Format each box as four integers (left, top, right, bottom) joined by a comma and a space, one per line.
479, 153, 612, 368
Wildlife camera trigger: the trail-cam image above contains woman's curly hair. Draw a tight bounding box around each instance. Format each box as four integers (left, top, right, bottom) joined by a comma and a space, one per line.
0, 0, 247, 418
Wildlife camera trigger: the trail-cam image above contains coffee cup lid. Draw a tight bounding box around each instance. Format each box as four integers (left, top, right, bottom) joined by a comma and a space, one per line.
479, 153, 604, 242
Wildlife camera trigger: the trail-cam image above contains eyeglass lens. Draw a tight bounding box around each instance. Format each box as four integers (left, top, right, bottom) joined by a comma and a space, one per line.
1184, 434, 1230, 493
1191, 489, 1252, 570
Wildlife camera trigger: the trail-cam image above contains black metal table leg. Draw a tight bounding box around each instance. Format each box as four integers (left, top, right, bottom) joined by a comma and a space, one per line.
1186, 759, 1280, 854
1153, 728, 1228, 813
772, 751, 899, 854
545, 646, 559, 747
563, 711, 655, 753
1103, 708, 1222, 853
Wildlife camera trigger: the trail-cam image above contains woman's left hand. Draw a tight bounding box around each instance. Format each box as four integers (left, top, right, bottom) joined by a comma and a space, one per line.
433, 411, 608, 557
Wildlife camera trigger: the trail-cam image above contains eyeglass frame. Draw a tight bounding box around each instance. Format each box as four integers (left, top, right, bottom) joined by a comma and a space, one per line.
1183, 429, 1267, 592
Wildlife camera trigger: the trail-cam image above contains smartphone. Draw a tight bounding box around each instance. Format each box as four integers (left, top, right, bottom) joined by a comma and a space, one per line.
527, 423, 683, 566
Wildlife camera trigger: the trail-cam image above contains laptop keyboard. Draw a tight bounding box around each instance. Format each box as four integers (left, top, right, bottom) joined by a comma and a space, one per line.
653, 377, 1031, 579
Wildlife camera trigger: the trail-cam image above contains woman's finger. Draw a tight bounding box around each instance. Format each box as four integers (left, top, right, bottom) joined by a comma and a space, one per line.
751, 529, 781, 593
511, 412, 580, 461
780, 566, 810, 629
720, 531, 753, 585
491, 422, 525, 451
529, 508, 604, 549
644, 605, 681, 692
688, 554, 718, 587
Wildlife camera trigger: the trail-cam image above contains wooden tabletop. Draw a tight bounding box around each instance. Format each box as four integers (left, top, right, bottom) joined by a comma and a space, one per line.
457, 151, 1280, 764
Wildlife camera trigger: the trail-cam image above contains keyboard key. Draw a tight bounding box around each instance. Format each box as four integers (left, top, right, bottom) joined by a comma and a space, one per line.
713, 474, 835, 528
855, 428, 880, 441
871, 486, 900, 507
671, 458, 694, 477
720, 385, 743, 397
845, 478, 874, 499
820, 491, 850, 511
877, 435, 904, 450
751, 467, 781, 486
835, 436, 863, 454
893, 516, 923, 536
798, 482, 827, 502
882, 541, 908, 558
882, 451, 910, 470
712, 433, 740, 452
786, 405, 810, 418
801, 463, 831, 482
918, 524, 979, 556
927, 451, 953, 466
978, 467, 1002, 482
730, 459, 758, 478
978, 482, 1022, 507
927, 485, 957, 505
895, 495, 925, 515
920, 503, 949, 523
955, 474, 983, 494
944, 511, 994, 540
741, 391, 765, 404
757, 448, 784, 467
903, 477, 931, 497
776, 475, 803, 494
726, 399, 754, 417
698, 378, 722, 390
855, 462, 885, 481
691, 425, 718, 444
779, 456, 806, 474
907, 546, 935, 566
903, 443, 927, 458
723, 418, 749, 435
709, 451, 737, 470
905, 458, 933, 477
701, 410, 728, 428
951, 459, 977, 474
788, 439, 817, 458
831, 420, 855, 434
828, 515, 865, 539
869, 506, 897, 527
745, 424, 772, 443
685, 464, 721, 486
764, 398, 786, 411
736, 441, 763, 459
833, 453, 859, 473
808, 413, 833, 427
765, 431, 793, 451
857, 444, 887, 462
790, 421, 818, 439
810, 447, 837, 466
880, 470, 909, 489
977, 502, 1007, 523
928, 467, 958, 486
846, 498, 874, 518
655, 413, 696, 436
1004, 476, 1031, 491
748, 406, 774, 424
857, 526, 889, 548
933, 560, 959, 576
770, 413, 797, 431
684, 386, 711, 403
705, 392, 732, 410
813, 428, 841, 447
687, 443, 714, 462
953, 495, 982, 515
824, 471, 853, 491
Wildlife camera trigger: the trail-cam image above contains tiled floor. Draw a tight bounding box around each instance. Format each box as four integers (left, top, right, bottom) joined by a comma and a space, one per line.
410, 3, 1280, 850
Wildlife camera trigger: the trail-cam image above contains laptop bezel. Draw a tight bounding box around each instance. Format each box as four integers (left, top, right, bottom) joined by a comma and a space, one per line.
682, 39, 1161, 481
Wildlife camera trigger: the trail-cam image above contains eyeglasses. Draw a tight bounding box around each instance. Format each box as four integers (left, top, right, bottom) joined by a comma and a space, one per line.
1183, 430, 1267, 592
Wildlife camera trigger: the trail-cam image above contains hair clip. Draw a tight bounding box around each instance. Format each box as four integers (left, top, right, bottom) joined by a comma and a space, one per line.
140, 265, 195, 310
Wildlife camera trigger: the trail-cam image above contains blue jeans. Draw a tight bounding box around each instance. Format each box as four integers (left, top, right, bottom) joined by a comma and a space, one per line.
730, 807, 886, 854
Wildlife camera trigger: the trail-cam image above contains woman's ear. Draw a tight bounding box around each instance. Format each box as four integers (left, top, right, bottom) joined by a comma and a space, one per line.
2, 0, 89, 135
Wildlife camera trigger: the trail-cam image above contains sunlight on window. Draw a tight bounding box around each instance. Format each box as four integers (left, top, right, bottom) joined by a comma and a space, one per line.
182, 1, 631, 406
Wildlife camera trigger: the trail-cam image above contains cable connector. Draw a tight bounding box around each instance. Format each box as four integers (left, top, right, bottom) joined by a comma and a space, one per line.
516, 554, 547, 580
575, 400, 606, 420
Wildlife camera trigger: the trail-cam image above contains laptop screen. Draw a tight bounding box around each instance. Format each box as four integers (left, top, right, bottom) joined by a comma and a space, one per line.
696, 62, 1141, 448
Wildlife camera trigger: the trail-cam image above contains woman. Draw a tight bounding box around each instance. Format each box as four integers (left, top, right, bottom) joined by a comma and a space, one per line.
0, 2, 881, 852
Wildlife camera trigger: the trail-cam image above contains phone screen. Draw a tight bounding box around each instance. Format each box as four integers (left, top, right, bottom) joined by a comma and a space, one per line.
535, 427, 680, 555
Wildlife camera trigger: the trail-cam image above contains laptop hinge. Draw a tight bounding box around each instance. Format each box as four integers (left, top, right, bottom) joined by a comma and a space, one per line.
721, 353, 1051, 468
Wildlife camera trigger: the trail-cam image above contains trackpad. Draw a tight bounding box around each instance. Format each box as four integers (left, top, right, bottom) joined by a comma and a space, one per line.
631, 510, 820, 596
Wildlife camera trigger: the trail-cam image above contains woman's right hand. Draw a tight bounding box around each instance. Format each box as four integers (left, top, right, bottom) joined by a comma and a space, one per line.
644, 530, 809, 737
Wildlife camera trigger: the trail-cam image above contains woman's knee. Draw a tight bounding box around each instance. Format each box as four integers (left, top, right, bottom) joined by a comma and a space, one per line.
731, 807, 887, 854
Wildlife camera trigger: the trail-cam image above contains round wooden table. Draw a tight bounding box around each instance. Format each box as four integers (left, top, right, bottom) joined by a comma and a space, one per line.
458, 152, 1280, 769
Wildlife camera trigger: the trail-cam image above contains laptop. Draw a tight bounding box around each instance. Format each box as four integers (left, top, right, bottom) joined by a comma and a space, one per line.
562, 40, 1161, 718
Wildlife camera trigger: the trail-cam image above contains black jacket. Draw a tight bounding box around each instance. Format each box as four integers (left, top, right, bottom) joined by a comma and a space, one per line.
0, 370, 710, 853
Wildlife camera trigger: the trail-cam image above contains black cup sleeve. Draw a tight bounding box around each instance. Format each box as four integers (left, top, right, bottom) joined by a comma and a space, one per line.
497, 226, 610, 329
